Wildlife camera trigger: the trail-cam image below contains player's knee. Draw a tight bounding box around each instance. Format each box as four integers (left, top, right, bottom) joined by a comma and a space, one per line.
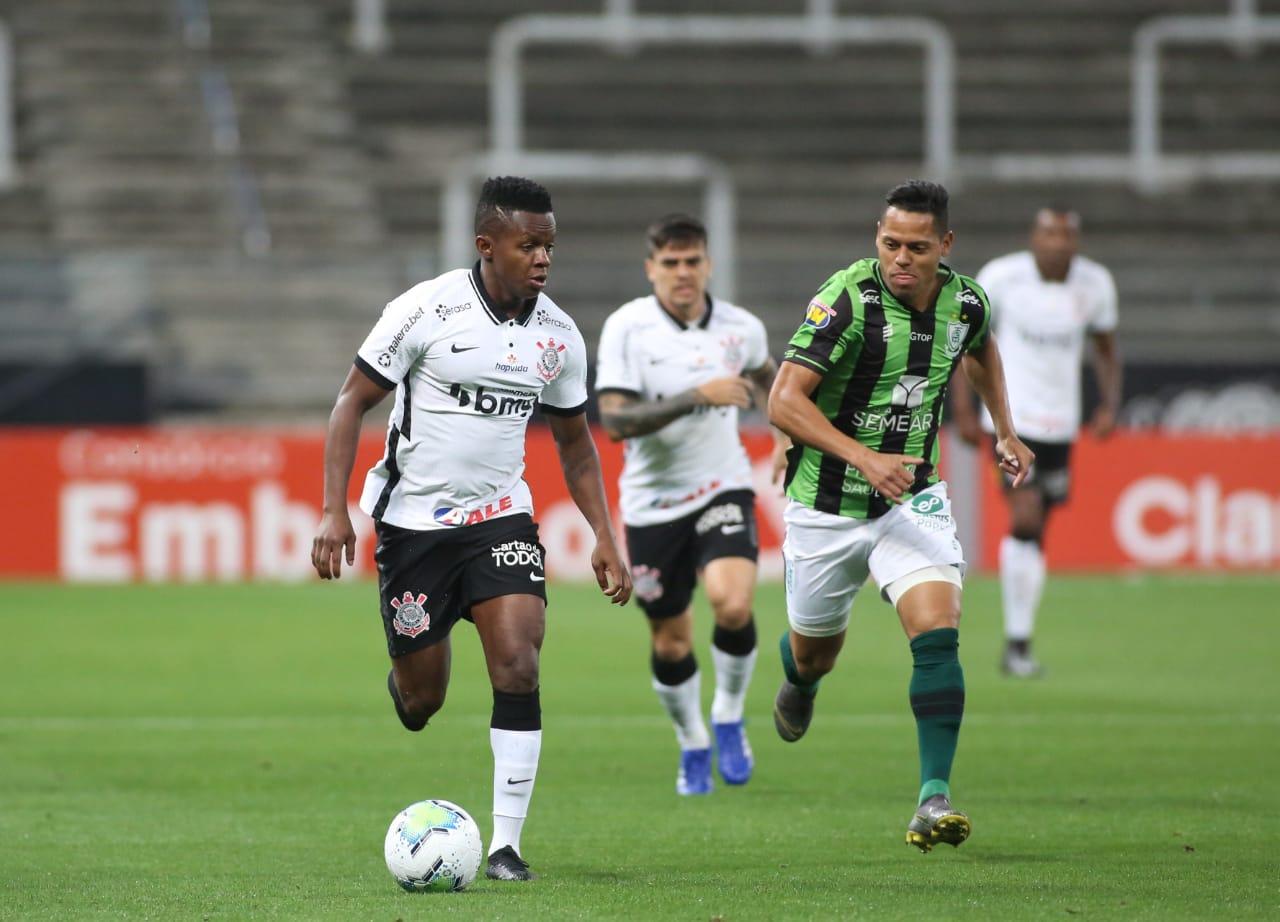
489, 649, 540, 695
709, 594, 752, 629
794, 646, 839, 679
652, 633, 692, 662
397, 685, 446, 724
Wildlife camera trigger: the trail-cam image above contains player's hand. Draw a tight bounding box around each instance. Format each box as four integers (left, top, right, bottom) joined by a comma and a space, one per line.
1090, 406, 1117, 440
312, 510, 357, 580
695, 377, 753, 409
953, 414, 983, 448
591, 533, 633, 606
995, 435, 1036, 488
855, 450, 924, 504
769, 435, 791, 487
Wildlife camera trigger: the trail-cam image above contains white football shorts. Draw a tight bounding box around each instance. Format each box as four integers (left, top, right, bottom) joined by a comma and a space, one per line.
782, 482, 967, 638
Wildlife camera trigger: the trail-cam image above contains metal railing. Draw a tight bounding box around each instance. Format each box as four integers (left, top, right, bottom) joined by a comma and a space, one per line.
489, 12, 956, 181
0, 19, 15, 187
441, 150, 737, 301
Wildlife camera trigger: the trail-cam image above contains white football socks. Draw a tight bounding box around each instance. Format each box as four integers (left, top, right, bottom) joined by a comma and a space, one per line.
1000, 536, 1046, 642
489, 728, 541, 857
710, 645, 757, 724
652, 671, 710, 751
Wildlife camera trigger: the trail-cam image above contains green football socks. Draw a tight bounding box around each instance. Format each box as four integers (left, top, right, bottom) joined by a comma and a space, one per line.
778, 631, 820, 697
908, 627, 965, 805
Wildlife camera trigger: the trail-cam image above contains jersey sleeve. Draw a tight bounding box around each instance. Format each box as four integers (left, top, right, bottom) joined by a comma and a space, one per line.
743, 311, 771, 372
539, 327, 589, 415
354, 288, 434, 389
1088, 265, 1119, 333
783, 271, 860, 374
593, 310, 642, 395
974, 260, 1002, 328
963, 280, 994, 354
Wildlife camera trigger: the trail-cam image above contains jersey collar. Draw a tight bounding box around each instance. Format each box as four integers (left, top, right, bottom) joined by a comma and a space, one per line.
470, 262, 538, 326
654, 293, 714, 331
873, 261, 955, 313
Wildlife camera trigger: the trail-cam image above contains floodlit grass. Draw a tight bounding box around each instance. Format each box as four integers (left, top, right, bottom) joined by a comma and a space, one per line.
2, 574, 1277, 919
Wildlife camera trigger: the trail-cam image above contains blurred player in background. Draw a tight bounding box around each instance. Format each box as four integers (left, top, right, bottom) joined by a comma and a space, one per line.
595, 214, 787, 796
950, 207, 1122, 677
311, 176, 632, 882
768, 180, 1034, 851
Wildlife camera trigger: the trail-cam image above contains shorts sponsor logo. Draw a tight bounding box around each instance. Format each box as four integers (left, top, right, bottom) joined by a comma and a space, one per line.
910, 493, 945, 516
536, 338, 568, 382
632, 564, 664, 603
695, 501, 746, 535
804, 300, 834, 330
490, 539, 543, 569
944, 321, 970, 358
390, 591, 430, 638
435, 301, 472, 320
434, 495, 515, 527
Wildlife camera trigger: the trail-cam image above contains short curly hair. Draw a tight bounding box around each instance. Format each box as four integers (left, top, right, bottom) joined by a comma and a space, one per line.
474, 176, 553, 233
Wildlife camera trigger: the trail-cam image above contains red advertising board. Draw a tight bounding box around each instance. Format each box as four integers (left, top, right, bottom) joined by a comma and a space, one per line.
1, 427, 1275, 581
978, 432, 1280, 570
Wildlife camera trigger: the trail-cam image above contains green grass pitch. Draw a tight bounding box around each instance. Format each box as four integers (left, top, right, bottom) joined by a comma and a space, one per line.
2, 574, 1277, 920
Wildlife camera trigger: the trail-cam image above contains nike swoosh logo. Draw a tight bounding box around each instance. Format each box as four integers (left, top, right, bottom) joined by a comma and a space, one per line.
506, 777, 534, 785
529, 573, 545, 582
451, 344, 478, 353
720, 525, 745, 534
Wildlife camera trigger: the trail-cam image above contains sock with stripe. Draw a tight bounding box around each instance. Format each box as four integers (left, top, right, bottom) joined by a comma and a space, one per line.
908, 627, 965, 805
779, 630, 820, 697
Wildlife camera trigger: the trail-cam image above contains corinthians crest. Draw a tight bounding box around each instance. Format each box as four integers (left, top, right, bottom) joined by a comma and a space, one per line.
390, 591, 430, 637
536, 337, 567, 382
943, 321, 969, 359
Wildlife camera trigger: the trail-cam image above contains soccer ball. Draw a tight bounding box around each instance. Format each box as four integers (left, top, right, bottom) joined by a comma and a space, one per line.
384, 799, 483, 892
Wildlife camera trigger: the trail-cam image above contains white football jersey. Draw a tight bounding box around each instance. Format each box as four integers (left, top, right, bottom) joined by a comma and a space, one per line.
595, 295, 770, 526
355, 265, 587, 530
975, 251, 1118, 442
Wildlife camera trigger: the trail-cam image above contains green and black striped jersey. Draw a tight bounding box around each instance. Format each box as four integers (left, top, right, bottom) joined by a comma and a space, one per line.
782, 258, 992, 520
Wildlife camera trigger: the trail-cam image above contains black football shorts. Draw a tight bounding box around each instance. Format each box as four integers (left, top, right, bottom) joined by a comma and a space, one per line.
374, 513, 547, 657
624, 489, 759, 619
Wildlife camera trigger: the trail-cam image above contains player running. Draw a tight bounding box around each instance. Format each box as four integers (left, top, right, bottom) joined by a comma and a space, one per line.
950, 207, 1122, 677
311, 176, 632, 882
595, 214, 787, 796
767, 180, 1034, 852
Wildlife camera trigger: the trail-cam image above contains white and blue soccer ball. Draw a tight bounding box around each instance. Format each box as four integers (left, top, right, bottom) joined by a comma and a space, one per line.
384, 799, 483, 892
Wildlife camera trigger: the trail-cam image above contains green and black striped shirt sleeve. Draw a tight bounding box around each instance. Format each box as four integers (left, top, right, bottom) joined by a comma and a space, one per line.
783, 271, 863, 374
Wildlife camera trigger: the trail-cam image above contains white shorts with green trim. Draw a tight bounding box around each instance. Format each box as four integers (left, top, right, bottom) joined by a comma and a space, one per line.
782, 482, 967, 638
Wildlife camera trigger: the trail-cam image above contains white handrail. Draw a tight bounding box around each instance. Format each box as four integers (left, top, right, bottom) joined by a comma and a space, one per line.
352, 0, 388, 54
0, 19, 15, 186
441, 150, 737, 301
490, 14, 956, 180
1132, 7, 1280, 188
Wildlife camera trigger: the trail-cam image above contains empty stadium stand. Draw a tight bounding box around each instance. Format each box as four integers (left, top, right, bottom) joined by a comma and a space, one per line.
1, 0, 1277, 417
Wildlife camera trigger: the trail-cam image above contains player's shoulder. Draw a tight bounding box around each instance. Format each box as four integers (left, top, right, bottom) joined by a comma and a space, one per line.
709, 297, 765, 329
530, 294, 584, 343
385, 268, 472, 318
603, 295, 656, 325
976, 251, 1033, 285
1070, 254, 1116, 287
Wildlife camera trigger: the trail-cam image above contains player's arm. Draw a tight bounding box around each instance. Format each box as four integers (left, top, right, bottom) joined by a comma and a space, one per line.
959, 335, 1035, 487
597, 378, 752, 441
1087, 330, 1122, 438
312, 366, 391, 580
545, 411, 633, 606
946, 363, 983, 447
745, 357, 792, 484
767, 361, 922, 504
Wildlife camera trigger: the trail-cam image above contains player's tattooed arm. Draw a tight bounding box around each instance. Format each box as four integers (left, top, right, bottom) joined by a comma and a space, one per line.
597, 378, 752, 441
